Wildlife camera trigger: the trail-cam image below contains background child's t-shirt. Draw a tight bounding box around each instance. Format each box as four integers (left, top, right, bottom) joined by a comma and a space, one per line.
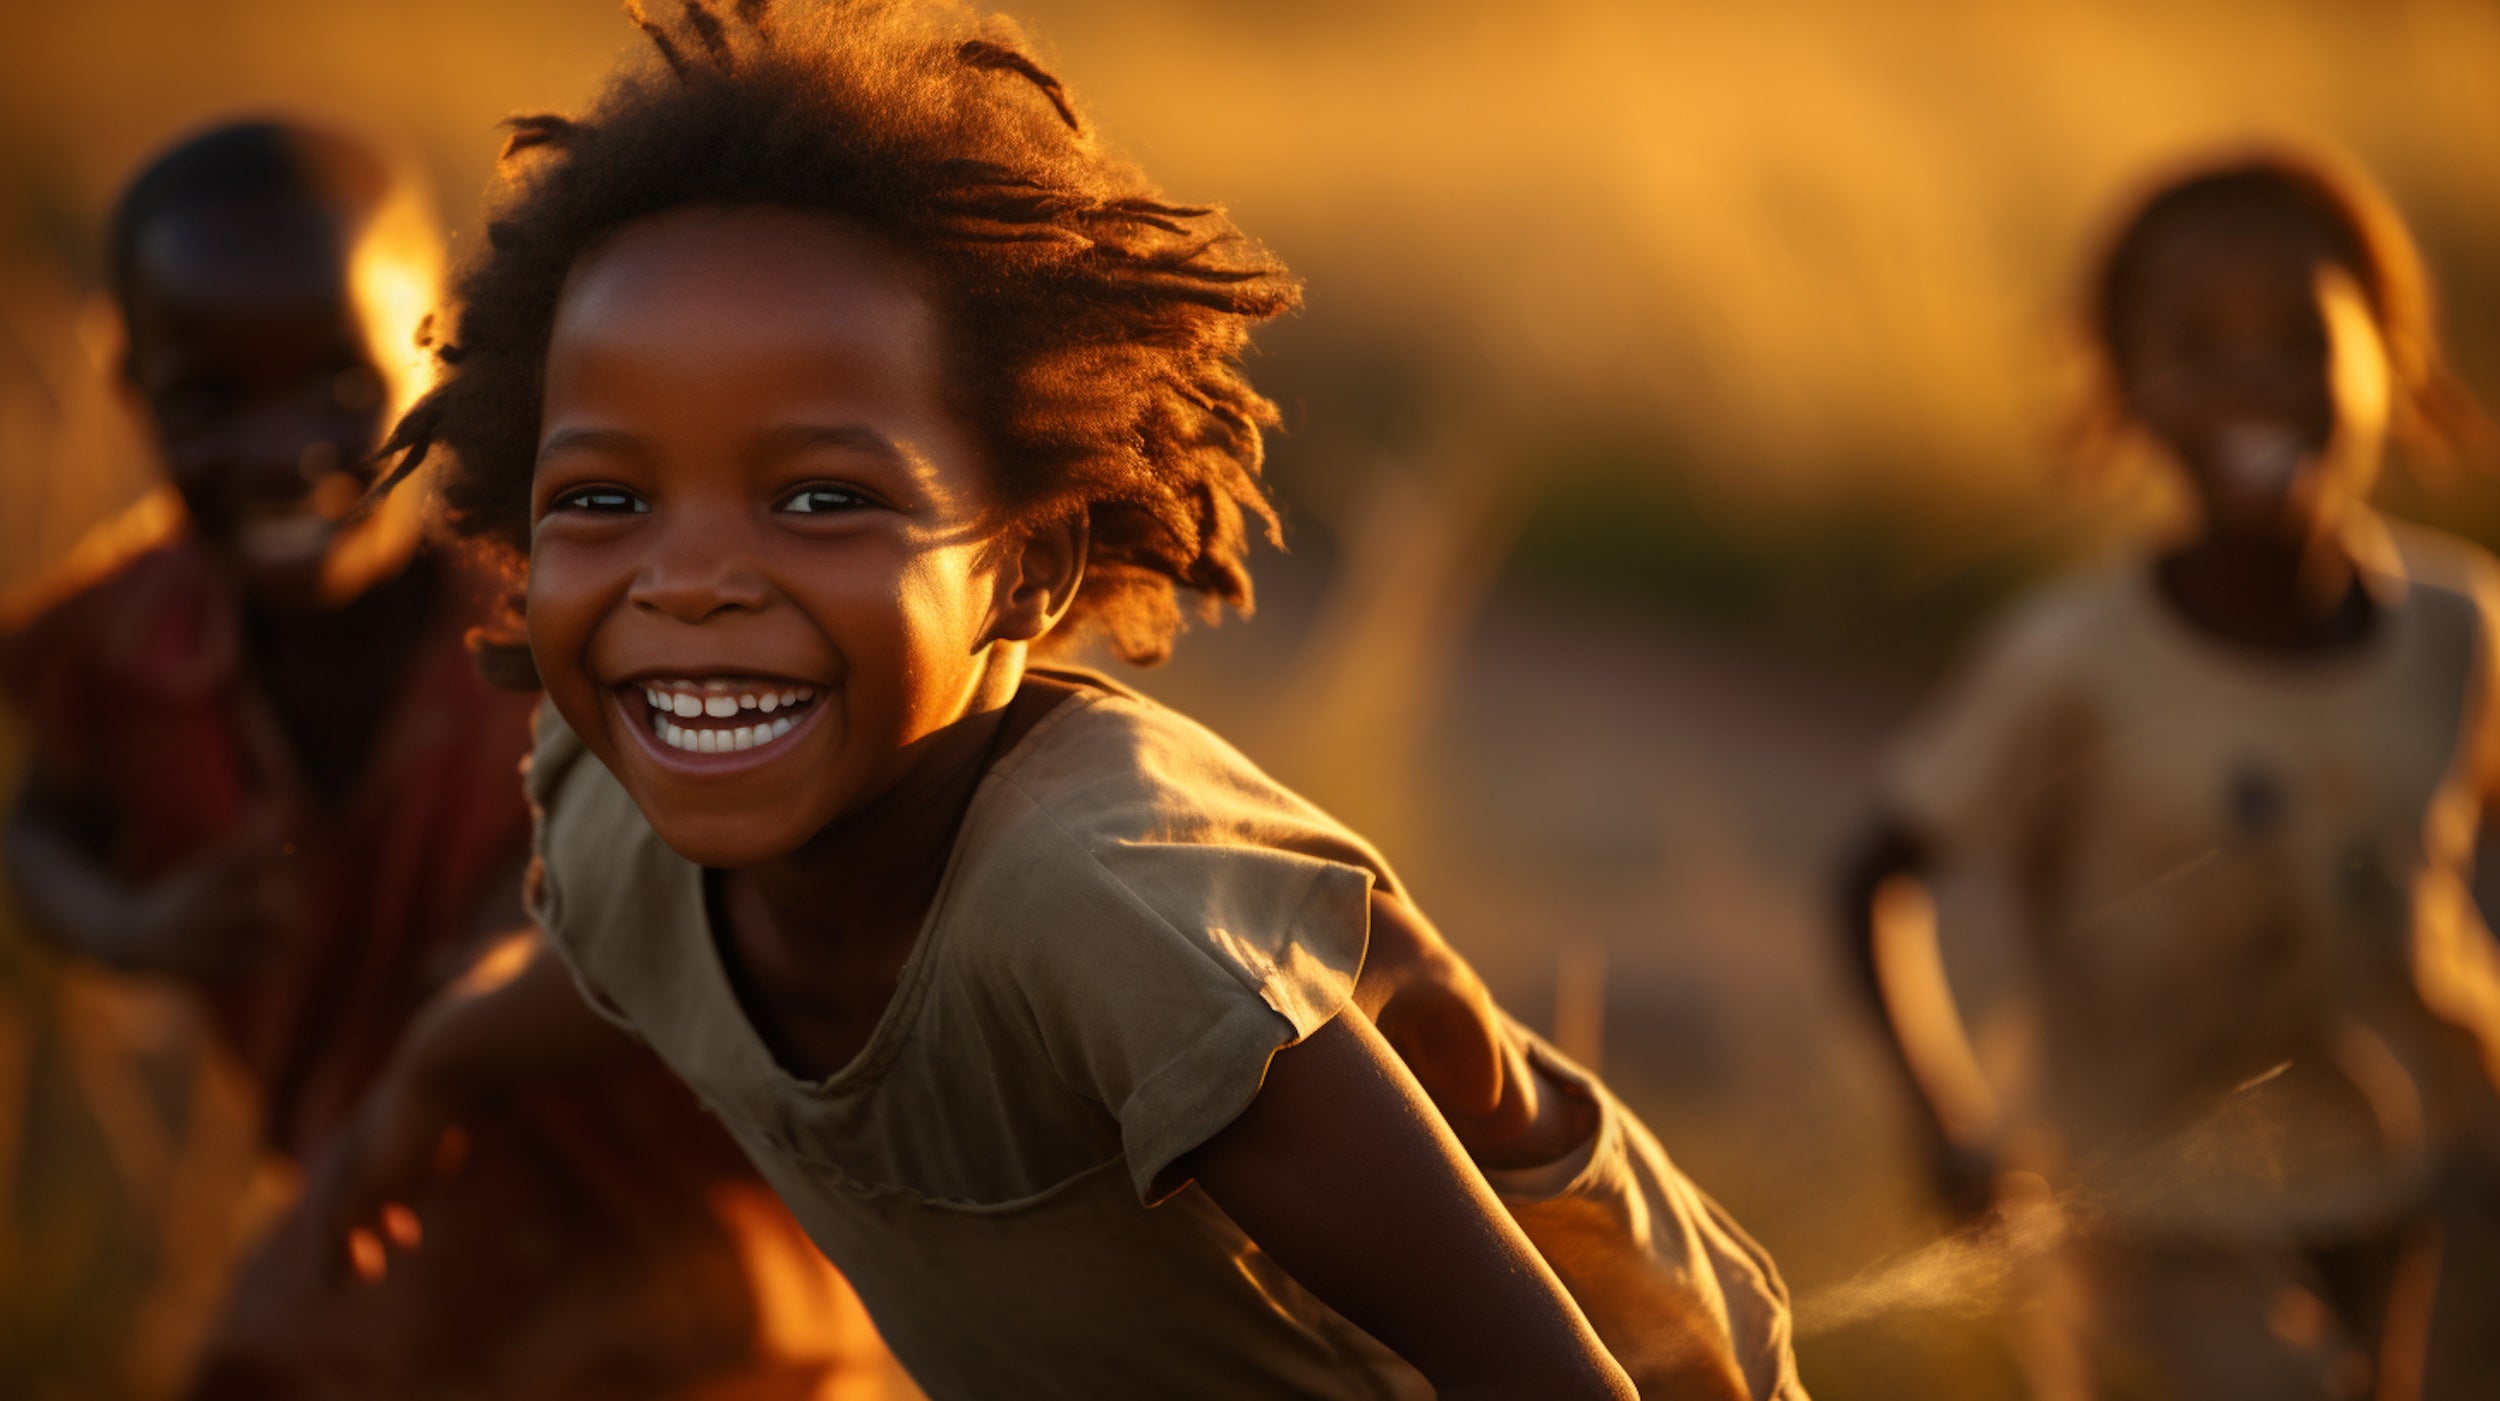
527, 668, 1789, 1399
1884, 518, 2500, 1238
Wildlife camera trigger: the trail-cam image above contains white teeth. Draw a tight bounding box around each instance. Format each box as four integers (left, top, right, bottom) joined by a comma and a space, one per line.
2216, 423, 2306, 496
643, 682, 816, 751
645, 685, 815, 712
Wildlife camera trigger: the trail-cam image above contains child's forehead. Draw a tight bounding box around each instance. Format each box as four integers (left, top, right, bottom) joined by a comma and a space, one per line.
545, 207, 998, 502
127, 201, 365, 316
566, 207, 929, 316
2119, 223, 2342, 325
552, 208, 949, 397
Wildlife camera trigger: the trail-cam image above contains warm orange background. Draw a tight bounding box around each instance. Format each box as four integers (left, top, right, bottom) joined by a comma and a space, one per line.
6, 3, 2500, 1398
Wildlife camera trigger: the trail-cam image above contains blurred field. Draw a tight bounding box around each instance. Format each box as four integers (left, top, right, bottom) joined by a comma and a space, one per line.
9, 1, 2500, 1397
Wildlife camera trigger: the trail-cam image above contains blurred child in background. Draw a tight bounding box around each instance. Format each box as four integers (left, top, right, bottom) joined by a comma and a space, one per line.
318, 3, 1806, 1397
1838, 151, 2500, 1400
0, 119, 903, 1399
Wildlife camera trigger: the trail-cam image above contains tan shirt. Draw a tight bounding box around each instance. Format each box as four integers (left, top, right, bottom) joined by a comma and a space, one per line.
529, 670, 1789, 1398
1887, 519, 2500, 1236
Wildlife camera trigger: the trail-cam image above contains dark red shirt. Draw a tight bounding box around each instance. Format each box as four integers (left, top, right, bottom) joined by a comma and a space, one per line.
3, 514, 536, 1156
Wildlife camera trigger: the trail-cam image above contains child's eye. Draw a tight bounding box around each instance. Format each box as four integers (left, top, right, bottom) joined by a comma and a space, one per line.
778, 484, 865, 515
551, 485, 649, 515
154, 381, 240, 434
322, 364, 387, 415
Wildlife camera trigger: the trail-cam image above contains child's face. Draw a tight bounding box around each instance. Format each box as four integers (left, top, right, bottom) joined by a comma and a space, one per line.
2113, 221, 2392, 545
528, 207, 1029, 869
123, 203, 410, 606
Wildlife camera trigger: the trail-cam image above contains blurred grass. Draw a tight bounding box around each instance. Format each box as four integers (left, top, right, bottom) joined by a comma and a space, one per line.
9, 3, 2500, 1398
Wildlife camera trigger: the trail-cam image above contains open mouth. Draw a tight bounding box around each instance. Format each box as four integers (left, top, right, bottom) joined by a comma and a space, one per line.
2213, 422, 2309, 497
227, 473, 363, 571
233, 511, 335, 568
630, 677, 823, 755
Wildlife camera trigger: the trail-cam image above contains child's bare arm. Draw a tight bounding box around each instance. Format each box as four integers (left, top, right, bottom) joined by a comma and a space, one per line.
316, 930, 638, 1280
1837, 816, 1998, 1217
401, 929, 637, 1081
2375, 811, 2500, 1157
6, 767, 297, 977
1180, 1009, 1637, 1401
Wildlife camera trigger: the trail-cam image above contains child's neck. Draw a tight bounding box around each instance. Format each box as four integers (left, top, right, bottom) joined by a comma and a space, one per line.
2155, 520, 2374, 654
710, 671, 1077, 1080
761, 700, 1020, 938
242, 551, 442, 804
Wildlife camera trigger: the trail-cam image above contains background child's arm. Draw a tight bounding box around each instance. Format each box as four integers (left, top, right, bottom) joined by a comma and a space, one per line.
314, 929, 638, 1281
2391, 806, 2500, 1161
5, 764, 298, 976
1837, 816, 2000, 1218
1180, 1008, 1638, 1401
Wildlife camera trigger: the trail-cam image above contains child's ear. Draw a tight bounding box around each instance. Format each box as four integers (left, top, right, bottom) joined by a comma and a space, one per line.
82, 294, 149, 413
989, 512, 1088, 645
78, 294, 133, 382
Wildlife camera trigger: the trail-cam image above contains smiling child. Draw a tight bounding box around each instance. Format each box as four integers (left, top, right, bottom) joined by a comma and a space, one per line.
326, 3, 1804, 1397
1839, 152, 2500, 1398
2, 118, 899, 1401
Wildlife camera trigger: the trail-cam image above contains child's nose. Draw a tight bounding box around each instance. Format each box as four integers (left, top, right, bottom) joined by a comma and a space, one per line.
629, 532, 770, 623
2211, 341, 2327, 398
177, 413, 333, 502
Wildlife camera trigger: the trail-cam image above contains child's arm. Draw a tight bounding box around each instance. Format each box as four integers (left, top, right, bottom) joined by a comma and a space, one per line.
1837, 816, 2000, 1218
5, 767, 298, 977
2393, 813, 2500, 1160
1180, 1008, 1638, 1401
314, 929, 639, 1281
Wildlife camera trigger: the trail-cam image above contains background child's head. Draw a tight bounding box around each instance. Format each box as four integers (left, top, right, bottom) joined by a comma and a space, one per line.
111, 118, 440, 607
384, 0, 1299, 668
2088, 150, 2478, 544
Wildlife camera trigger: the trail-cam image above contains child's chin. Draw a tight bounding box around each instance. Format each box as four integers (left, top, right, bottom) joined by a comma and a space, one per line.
642, 814, 804, 872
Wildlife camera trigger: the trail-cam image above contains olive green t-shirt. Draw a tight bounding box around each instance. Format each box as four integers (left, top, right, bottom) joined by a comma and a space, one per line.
527, 670, 1787, 1398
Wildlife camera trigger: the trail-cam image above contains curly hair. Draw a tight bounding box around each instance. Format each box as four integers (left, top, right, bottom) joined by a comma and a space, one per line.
380, 0, 1299, 664
2088, 148, 2482, 455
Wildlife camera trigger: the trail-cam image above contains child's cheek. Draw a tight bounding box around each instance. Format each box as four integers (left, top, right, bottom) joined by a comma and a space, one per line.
892, 542, 1002, 725
523, 545, 611, 736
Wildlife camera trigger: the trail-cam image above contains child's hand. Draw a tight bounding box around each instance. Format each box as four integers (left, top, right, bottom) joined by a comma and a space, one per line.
311, 1055, 470, 1285
108, 810, 304, 978
1925, 1125, 2000, 1223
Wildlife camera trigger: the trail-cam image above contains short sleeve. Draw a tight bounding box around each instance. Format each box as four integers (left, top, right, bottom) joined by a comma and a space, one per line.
1883, 587, 2089, 857
2, 540, 235, 803
2374, 523, 2500, 811
520, 700, 651, 1043
979, 783, 1378, 1204
0, 594, 92, 781
1, 566, 142, 791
